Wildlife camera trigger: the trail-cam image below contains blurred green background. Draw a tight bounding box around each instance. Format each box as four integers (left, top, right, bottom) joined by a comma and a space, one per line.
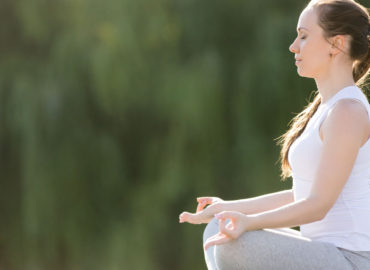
1, 0, 368, 269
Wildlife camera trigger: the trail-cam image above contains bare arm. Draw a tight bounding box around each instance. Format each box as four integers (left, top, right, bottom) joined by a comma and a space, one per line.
246, 197, 323, 231
220, 189, 294, 215
243, 100, 369, 231
179, 189, 295, 224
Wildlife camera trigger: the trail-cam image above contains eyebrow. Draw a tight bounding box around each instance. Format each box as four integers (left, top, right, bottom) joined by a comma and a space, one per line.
297, 27, 309, 32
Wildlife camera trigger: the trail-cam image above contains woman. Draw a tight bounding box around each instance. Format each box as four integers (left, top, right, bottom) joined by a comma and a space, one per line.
179, 0, 370, 269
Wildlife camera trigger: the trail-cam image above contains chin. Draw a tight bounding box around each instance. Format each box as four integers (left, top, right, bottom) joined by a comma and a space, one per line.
297, 68, 315, 78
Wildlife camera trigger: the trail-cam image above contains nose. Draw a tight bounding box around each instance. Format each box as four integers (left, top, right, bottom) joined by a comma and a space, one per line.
289, 38, 299, 54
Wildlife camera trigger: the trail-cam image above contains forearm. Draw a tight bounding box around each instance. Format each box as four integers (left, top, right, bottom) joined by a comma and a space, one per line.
221, 189, 294, 215
247, 197, 324, 231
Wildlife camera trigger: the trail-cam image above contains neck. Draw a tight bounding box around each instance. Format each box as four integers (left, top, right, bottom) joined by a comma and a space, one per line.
315, 60, 355, 104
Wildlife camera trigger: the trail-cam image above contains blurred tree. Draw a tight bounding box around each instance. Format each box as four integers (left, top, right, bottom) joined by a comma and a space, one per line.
0, 0, 357, 269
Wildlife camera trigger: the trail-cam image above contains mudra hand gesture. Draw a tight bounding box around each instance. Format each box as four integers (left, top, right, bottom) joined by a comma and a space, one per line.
203, 211, 251, 251
179, 196, 224, 224
179, 197, 252, 250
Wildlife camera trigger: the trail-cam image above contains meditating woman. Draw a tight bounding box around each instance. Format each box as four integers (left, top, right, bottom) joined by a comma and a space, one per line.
179, 0, 370, 269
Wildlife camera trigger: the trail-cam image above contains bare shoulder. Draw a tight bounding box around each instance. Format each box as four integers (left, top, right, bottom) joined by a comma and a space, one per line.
321, 99, 370, 146
329, 99, 369, 123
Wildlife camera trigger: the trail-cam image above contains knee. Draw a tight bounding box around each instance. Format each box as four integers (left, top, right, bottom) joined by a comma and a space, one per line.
214, 241, 247, 270
203, 217, 219, 243
214, 230, 266, 270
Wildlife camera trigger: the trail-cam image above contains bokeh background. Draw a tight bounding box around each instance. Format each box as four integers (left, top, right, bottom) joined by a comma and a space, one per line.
1, 0, 369, 269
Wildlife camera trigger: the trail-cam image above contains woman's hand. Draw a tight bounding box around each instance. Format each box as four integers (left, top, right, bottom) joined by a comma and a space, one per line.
195, 197, 224, 213
179, 197, 224, 224
203, 211, 252, 251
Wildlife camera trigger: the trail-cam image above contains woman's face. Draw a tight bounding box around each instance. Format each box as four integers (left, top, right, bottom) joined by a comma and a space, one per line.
289, 7, 332, 78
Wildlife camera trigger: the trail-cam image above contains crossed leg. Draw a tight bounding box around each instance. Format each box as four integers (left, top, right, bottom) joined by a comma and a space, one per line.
203, 217, 353, 270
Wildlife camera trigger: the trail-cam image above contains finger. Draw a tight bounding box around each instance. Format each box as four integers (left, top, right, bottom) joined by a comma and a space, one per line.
226, 221, 234, 230
220, 220, 237, 238
204, 233, 231, 250
179, 212, 191, 223
179, 212, 201, 224
218, 216, 226, 229
217, 217, 232, 237
196, 201, 208, 213
179, 212, 190, 223
197, 197, 211, 203
204, 231, 225, 242
216, 214, 246, 240
215, 211, 242, 222
204, 232, 227, 248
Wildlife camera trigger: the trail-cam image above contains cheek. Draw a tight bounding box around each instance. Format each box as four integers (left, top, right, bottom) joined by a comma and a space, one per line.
302, 42, 329, 67
302, 39, 329, 60
298, 48, 330, 77
296, 44, 316, 76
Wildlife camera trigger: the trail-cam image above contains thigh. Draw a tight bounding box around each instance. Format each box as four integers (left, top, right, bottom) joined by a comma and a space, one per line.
338, 247, 370, 270
203, 217, 222, 270
203, 219, 301, 241
206, 218, 354, 270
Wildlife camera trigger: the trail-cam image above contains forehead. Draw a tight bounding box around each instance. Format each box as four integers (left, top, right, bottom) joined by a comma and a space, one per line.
297, 7, 317, 32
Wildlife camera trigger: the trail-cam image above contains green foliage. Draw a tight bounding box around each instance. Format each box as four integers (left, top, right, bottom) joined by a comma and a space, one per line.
0, 0, 327, 269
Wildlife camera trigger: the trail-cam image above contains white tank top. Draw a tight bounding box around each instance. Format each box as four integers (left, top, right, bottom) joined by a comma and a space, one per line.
288, 85, 370, 251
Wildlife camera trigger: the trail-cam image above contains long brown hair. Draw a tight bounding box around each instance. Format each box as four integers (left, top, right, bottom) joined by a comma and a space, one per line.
277, 0, 370, 180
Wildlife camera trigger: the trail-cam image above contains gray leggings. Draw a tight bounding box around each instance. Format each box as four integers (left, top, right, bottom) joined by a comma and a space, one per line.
203, 217, 370, 270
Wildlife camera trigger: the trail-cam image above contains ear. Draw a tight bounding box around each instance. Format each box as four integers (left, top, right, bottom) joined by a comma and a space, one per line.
329, 35, 350, 56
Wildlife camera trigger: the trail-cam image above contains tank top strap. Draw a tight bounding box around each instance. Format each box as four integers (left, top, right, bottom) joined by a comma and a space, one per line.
314, 86, 370, 130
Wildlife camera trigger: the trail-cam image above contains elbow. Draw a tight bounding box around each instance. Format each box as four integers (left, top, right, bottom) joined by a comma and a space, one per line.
316, 209, 328, 221
307, 197, 330, 221
316, 201, 335, 221
310, 208, 326, 222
